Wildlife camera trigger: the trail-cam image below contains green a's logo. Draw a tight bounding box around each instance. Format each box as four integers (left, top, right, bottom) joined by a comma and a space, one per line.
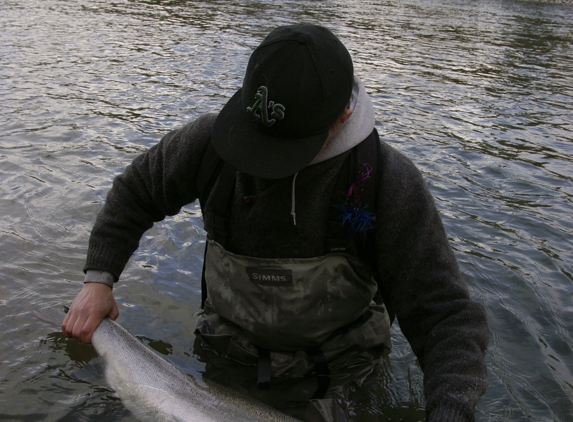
246, 86, 285, 127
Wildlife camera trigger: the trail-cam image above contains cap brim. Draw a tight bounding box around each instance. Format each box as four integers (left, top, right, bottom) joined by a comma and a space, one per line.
211, 89, 329, 179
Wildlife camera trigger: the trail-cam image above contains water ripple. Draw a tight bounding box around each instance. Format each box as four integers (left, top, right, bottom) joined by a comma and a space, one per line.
1, 0, 572, 421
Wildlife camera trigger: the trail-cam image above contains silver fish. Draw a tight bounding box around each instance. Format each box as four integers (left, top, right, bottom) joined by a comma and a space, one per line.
35, 307, 300, 422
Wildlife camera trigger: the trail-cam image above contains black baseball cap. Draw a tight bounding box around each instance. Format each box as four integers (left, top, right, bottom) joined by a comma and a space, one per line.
211, 24, 354, 179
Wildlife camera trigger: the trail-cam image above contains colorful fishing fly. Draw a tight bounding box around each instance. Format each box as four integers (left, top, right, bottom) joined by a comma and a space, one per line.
339, 161, 376, 235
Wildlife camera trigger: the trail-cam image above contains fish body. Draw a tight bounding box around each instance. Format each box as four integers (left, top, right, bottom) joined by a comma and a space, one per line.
35, 307, 299, 422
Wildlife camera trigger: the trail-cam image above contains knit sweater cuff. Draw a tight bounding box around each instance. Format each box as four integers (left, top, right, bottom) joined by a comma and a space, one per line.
84, 270, 115, 290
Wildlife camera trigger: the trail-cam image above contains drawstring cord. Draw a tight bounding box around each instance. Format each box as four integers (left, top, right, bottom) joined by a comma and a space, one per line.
291, 172, 299, 226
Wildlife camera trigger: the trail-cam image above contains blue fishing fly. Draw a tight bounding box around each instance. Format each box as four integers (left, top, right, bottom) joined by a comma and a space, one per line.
339, 161, 376, 235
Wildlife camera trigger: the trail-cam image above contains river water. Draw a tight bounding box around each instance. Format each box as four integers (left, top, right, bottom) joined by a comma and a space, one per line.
1, 0, 572, 421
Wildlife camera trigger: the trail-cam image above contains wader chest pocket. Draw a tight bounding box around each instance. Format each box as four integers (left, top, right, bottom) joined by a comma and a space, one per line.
203, 240, 378, 351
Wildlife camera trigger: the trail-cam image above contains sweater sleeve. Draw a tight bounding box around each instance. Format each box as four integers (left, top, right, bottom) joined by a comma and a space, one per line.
83, 113, 218, 280
375, 143, 489, 422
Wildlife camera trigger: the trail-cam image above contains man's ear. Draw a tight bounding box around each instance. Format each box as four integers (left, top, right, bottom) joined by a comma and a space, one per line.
329, 107, 353, 136
339, 107, 353, 125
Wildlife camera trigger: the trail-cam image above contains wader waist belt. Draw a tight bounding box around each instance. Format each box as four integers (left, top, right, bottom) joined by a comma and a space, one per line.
195, 302, 391, 398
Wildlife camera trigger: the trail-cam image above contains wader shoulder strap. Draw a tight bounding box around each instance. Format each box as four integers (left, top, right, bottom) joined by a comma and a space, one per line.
196, 140, 235, 308
209, 163, 237, 248
326, 129, 395, 323
196, 138, 236, 247
196, 140, 223, 210
326, 129, 378, 254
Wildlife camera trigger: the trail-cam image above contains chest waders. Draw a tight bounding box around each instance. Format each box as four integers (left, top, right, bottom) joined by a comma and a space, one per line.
195, 130, 392, 400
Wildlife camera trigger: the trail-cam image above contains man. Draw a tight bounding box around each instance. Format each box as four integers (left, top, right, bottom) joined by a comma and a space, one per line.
63, 24, 489, 421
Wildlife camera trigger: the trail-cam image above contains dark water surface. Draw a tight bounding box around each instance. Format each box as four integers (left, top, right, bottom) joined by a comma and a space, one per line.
1, 0, 572, 421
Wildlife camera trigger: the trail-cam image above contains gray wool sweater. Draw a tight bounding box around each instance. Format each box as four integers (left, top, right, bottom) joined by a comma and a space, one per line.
84, 112, 489, 422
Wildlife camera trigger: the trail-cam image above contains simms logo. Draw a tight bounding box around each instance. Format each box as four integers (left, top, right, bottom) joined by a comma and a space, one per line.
246, 267, 293, 286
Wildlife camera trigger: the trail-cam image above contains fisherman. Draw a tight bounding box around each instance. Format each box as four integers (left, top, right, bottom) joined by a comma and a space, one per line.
62, 24, 489, 421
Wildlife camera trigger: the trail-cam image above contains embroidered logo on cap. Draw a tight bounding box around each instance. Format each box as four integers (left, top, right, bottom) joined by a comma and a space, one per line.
246, 86, 285, 127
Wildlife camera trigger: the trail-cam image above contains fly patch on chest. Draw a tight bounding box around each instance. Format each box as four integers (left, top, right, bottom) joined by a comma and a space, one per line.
246, 267, 293, 286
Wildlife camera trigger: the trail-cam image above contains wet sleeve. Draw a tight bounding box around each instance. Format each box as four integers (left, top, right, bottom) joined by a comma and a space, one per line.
374, 143, 489, 422
83, 113, 217, 280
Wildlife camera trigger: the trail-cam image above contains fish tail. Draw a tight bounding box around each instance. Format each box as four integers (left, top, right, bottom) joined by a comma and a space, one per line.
34, 306, 68, 325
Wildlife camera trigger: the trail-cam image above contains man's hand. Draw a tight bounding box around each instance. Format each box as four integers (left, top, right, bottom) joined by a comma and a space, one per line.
62, 282, 119, 344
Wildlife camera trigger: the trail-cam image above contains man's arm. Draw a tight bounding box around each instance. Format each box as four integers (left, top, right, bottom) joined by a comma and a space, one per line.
64, 113, 217, 343
375, 143, 489, 422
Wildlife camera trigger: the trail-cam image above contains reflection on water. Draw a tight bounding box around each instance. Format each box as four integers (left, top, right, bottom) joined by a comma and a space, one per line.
1, 0, 572, 421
